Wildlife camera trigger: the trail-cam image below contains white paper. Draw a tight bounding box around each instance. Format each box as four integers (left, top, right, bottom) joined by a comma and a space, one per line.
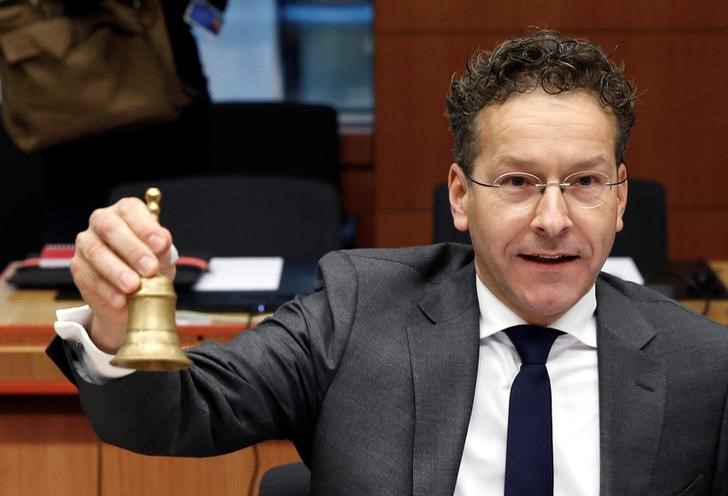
602, 257, 644, 285
38, 259, 72, 268
193, 257, 284, 291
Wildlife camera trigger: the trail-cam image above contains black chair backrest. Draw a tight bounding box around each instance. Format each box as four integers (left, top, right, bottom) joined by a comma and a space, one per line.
611, 177, 668, 267
207, 102, 360, 249
432, 182, 471, 244
209, 102, 340, 189
109, 175, 341, 259
258, 462, 310, 496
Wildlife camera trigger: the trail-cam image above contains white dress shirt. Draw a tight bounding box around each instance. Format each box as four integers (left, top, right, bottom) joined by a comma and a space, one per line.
54, 305, 134, 382
453, 277, 600, 496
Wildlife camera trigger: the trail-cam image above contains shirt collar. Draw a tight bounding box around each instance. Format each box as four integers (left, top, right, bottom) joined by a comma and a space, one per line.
475, 275, 597, 348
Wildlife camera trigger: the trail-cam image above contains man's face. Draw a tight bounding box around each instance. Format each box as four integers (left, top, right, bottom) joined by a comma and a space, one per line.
448, 90, 628, 325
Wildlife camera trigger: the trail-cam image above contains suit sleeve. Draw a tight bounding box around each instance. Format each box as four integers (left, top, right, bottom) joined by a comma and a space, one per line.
48, 251, 359, 461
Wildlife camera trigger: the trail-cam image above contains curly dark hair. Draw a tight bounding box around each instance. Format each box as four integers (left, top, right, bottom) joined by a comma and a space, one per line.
445, 29, 637, 174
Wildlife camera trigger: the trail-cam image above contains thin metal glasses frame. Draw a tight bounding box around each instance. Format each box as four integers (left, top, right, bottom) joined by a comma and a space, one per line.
464, 170, 628, 209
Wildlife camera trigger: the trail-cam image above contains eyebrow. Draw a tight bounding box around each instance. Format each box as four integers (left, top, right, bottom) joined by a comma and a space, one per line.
492, 155, 615, 172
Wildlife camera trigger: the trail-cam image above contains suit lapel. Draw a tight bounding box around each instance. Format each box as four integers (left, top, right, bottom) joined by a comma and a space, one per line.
596, 277, 667, 496
408, 261, 480, 496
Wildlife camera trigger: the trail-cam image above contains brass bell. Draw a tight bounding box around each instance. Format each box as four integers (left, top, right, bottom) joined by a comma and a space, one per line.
110, 188, 193, 371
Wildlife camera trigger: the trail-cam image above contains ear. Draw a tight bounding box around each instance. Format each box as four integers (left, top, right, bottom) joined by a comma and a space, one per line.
615, 163, 628, 233
448, 163, 470, 232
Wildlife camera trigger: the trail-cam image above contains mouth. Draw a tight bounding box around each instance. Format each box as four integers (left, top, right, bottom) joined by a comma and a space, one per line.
519, 254, 579, 265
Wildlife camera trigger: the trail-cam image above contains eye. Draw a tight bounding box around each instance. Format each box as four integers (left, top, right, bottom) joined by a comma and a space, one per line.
576, 175, 594, 186
567, 171, 609, 188
495, 173, 539, 188
505, 176, 527, 187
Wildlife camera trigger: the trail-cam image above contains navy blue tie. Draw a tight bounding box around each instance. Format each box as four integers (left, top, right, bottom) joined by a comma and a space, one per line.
504, 325, 563, 496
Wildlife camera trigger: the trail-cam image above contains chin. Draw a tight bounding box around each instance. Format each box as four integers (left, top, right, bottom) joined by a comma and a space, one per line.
518, 287, 585, 324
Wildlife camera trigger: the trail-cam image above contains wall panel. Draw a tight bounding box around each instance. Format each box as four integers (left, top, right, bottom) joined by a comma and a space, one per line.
373, 1, 728, 258
376, 1, 728, 33
374, 211, 434, 248
670, 210, 728, 260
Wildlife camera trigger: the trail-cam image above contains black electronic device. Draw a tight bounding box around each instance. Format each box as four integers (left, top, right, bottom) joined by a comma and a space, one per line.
640, 259, 728, 301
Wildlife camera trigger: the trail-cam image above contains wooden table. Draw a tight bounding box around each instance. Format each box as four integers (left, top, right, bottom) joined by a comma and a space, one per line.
0, 262, 300, 496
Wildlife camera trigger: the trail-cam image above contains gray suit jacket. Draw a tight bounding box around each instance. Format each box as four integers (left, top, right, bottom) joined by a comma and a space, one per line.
49, 244, 728, 495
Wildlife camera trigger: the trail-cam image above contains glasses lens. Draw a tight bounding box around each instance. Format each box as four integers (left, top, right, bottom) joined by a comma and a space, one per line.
492, 172, 541, 207
563, 171, 611, 208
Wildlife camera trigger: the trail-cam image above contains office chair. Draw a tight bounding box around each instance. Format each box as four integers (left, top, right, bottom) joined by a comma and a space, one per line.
258, 462, 310, 496
207, 102, 357, 248
611, 177, 668, 267
108, 175, 341, 260
432, 178, 668, 267
432, 182, 471, 244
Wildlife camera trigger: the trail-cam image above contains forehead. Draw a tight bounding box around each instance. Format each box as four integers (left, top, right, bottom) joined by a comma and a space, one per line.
473, 90, 618, 170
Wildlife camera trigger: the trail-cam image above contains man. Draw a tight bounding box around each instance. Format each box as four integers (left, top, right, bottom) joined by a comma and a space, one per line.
49, 29, 728, 495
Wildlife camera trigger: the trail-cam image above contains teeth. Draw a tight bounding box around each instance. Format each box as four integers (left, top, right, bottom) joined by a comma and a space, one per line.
520, 254, 575, 262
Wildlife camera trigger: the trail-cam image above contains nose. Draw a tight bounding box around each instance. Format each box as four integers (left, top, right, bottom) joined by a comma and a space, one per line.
529, 185, 573, 237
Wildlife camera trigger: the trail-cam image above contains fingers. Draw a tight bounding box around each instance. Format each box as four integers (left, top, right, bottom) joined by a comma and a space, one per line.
108, 197, 172, 272
72, 197, 174, 301
70, 247, 130, 352
70, 244, 128, 309
70, 196, 178, 350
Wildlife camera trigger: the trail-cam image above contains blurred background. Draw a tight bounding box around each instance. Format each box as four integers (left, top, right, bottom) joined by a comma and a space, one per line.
2, 0, 728, 274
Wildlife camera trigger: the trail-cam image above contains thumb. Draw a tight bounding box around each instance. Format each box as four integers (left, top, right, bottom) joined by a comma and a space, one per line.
158, 244, 178, 281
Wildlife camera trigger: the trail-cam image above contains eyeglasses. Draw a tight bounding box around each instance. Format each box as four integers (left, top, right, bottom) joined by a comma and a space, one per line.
465, 170, 627, 209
